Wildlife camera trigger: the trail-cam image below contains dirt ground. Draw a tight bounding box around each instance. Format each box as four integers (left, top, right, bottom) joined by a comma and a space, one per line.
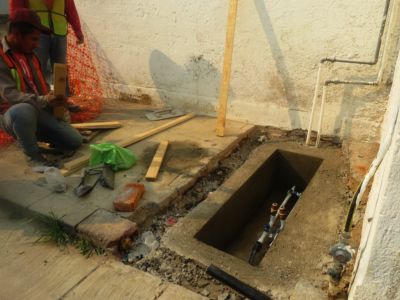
114, 126, 373, 300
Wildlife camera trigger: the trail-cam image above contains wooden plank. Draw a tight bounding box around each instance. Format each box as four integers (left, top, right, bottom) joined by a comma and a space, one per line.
53, 63, 67, 120
62, 113, 196, 176
145, 141, 169, 181
72, 121, 122, 130
216, 0, 239, 137
53, 63, 67, 96
82, 130, 101, 143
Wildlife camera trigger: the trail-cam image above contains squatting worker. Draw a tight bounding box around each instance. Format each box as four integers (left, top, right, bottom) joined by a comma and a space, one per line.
0, 9, 82, 166
10, 0, 84, 94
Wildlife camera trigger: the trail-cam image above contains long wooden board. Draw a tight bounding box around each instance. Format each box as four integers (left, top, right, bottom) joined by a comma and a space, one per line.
72, 121, 122, 130
53, 63, 67, 120
62, 113, 196, 176
216, 0, 239, 137
145, 141, 169, 181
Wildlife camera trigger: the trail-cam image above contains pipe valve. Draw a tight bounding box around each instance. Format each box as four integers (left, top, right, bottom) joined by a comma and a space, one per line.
329, 243, 354, 264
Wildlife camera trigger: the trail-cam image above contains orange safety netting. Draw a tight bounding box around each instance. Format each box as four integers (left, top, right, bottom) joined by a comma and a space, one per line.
67, 26, 103, 123
0, 26, 103, 145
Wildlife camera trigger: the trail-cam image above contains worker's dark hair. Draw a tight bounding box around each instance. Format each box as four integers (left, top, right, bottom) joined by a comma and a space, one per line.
8, 22, 37, 36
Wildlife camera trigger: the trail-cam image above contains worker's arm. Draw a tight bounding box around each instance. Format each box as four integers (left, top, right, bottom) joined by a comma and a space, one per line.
65, 0, 84, 43
9, 0, 29, 14
0, 59, 48, 110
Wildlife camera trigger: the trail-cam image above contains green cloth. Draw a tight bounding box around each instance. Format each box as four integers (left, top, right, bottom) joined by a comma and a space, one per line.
89, 143, 136, 171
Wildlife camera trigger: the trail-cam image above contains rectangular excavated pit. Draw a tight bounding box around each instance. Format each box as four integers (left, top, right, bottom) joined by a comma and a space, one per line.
195, 150, 323, 261
163, 143, 347, 297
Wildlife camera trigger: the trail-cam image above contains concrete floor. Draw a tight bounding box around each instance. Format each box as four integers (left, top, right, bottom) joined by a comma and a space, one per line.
0, 202, 206, 300
0, 104, 254, 246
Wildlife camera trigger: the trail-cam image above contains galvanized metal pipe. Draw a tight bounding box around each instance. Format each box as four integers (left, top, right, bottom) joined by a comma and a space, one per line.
322, 0, 391, 66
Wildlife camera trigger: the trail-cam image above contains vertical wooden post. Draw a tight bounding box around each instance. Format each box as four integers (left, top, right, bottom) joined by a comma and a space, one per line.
216, 0, 239, 137
53, 63, 67, 120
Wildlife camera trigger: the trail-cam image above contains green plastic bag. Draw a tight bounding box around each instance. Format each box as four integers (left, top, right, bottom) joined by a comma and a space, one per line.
89, 143, 137, 171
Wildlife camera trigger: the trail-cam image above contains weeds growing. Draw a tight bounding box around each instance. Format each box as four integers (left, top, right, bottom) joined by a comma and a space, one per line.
35, 212, 104, 257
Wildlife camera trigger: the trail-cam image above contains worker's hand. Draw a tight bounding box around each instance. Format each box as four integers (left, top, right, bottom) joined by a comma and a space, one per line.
76, 36, 84, 45
45, 92, 67, 107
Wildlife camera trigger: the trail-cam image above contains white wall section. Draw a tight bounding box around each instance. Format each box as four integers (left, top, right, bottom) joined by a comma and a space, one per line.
349, 50, 400, 300
75, 0, 396, 141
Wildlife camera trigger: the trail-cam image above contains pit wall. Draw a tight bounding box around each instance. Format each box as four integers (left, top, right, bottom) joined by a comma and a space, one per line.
75, 0, 398, 142
349, 47, 400, 298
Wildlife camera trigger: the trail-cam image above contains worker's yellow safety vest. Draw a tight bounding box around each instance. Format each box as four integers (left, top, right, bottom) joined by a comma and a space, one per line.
29, 0, 68, 36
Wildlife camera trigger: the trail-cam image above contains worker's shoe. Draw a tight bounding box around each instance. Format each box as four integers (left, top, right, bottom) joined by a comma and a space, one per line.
28, 153, 61, 168
39, 146, 75, 158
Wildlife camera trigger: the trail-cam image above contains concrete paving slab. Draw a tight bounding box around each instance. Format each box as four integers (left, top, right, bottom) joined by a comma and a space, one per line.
0, 202, 206, 300
28, 192, 99, 228
63, 261, 166, 300
0, 179, 52, 208
158, 284, 208, 300
0, 207, 104, 300
0, 105, 253, 247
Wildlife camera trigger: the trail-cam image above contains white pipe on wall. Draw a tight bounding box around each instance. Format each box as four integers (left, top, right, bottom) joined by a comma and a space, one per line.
306, 0, 396, 146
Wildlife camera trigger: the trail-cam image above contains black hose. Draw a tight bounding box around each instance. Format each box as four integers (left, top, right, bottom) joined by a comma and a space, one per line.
206, 264, 271, 300
344, 183, 362, 232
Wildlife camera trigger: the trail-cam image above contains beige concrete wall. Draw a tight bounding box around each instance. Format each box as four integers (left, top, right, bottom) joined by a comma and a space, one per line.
75, 0, 398, 142
349, 48, 400, 300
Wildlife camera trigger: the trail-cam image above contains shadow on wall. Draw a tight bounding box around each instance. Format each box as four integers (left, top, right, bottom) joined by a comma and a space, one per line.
150, 49, 230, 114
253, 0, 301, 128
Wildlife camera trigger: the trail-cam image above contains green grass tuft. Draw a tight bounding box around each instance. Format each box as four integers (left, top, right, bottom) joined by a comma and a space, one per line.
36, 212, 105, 257
35, 212, 71, 247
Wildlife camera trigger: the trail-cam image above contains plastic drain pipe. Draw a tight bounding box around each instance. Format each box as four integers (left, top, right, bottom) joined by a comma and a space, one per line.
306, 0, 394, 146
206, 264, 271, 300
327, 50, 400, 291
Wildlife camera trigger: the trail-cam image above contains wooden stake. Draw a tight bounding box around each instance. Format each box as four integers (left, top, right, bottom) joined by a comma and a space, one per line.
216, 0, 239, 137
61, 113, 196, 176
145, 141, 169, 181
53, 63, 67, 120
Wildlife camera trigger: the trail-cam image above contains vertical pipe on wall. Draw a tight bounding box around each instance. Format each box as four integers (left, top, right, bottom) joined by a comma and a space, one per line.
306, 0, 394, 146
316, 85, 327, 147
306, 63, 323, 145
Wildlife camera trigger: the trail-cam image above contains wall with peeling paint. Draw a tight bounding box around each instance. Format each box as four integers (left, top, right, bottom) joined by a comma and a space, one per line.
75, 0, 398, 141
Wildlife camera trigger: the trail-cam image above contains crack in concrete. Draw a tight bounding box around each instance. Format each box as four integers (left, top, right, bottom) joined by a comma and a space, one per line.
58, 261, 105, 299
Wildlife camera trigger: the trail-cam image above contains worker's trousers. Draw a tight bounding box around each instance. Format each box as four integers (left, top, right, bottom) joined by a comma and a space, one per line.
35, 34, 70, 96
0, 103, 82, 157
